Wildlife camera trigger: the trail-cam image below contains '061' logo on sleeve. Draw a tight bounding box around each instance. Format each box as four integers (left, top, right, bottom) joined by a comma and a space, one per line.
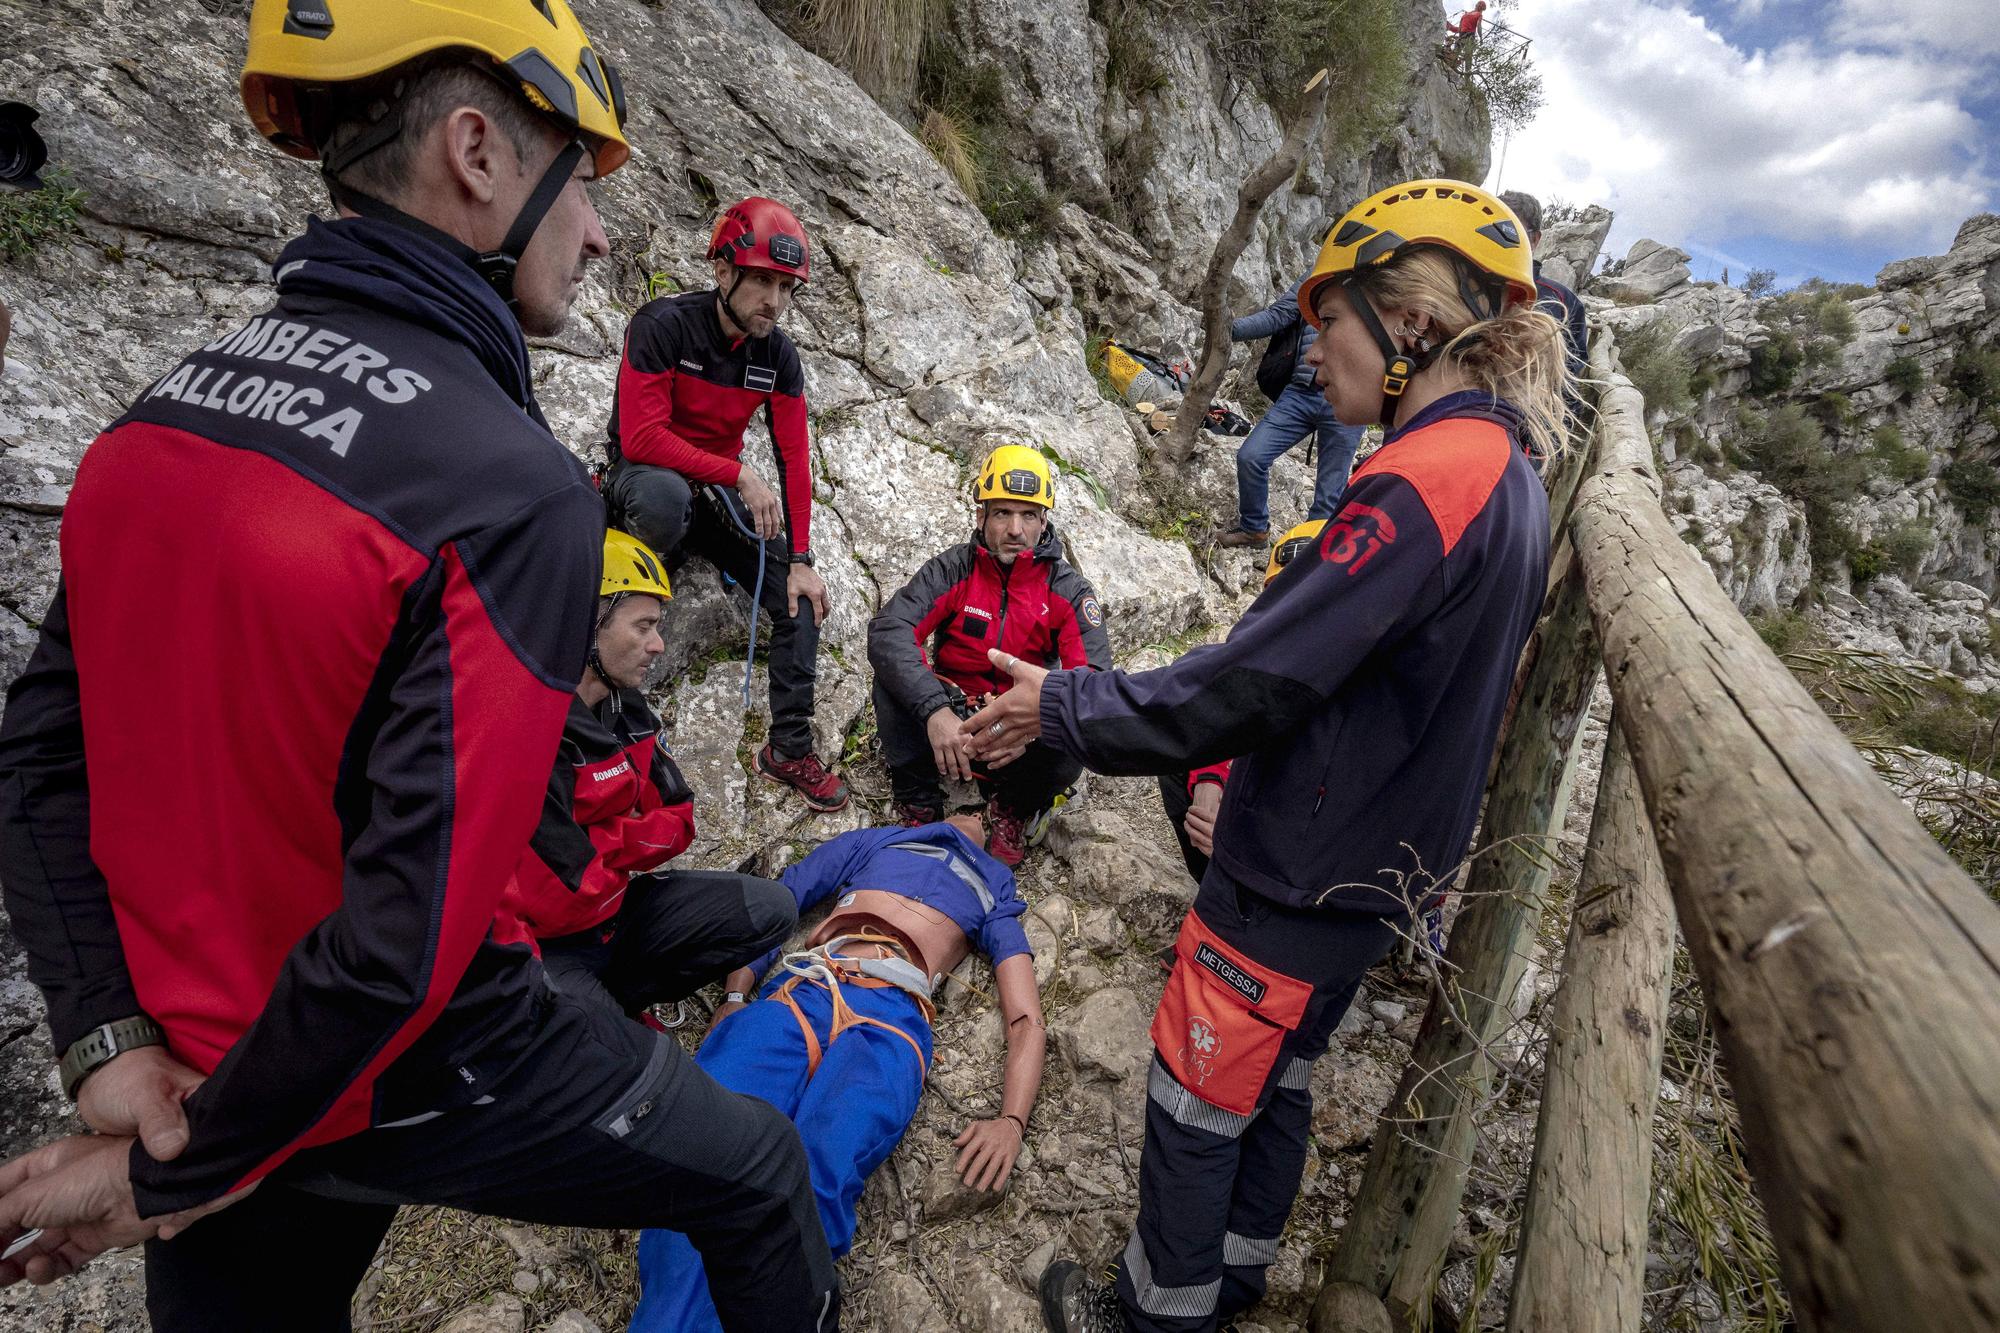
1319, 501, 1398, 575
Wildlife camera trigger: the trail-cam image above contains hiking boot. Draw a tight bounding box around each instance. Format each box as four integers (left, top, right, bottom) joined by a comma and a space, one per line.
755, 744, 851, 812
1038, 1259, 1125, 1333
895, 801, 942, 828
1217, 526, 1270, 549
986, 800, 1031, 867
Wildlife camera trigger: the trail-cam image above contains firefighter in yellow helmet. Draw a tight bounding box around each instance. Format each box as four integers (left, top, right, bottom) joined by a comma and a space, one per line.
241, 0, 630, 329
953, 181, 1572, 1332
867, 444, 1113, 865
0, 6, 840, 1329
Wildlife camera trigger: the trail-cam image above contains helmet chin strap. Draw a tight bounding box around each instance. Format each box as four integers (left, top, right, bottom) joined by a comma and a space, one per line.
587, 592, 629, 694
322, 106, 585, 314
719, 264, 760, 339
1341, 281, 1450, 430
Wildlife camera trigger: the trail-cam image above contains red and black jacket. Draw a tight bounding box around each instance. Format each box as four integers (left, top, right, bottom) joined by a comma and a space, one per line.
1040, 391, 1550, 915
0, 218, 602, 1217
606, 288, 812, 555
868, 524, 1113, 720
496, 689, 695, 946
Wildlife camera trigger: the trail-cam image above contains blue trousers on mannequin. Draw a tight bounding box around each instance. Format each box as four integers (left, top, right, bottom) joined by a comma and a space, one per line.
1235, 385, 1364, 535
629, 972, 934, 1333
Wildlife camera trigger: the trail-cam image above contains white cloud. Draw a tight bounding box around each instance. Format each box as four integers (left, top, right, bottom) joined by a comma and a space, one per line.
1833, 0, 1997, 58
1489, 0, 1993, 275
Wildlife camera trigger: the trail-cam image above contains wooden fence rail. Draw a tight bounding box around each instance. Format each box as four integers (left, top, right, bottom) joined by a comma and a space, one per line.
1569, 335, 2000, 1329
1316, 330, 2000, 1332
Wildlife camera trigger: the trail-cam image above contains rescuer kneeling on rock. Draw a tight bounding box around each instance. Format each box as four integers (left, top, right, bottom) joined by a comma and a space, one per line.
493, 528, 799, 1020
867, 444, 1113, 865
627, 811, 1046, 1333
961, 180, 1570, 1333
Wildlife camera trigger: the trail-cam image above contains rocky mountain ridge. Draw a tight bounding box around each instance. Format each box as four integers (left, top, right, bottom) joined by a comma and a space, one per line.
1564, 212, 2000, 692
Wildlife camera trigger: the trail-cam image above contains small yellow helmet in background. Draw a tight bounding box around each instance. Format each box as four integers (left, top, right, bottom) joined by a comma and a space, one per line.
240, 0, 632, 179
974, 444, 1056, 510
602, 529, 672, 602
1266, 519, 1327, 585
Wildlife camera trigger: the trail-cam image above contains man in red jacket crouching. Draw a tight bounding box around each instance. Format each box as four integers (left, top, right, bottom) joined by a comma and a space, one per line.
496, 530, 797, 1017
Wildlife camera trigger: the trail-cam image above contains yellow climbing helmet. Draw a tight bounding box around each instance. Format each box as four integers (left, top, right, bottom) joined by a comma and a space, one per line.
974, 444, 1055, 510
241, 0, 631, 179
602, 529, 672, 603
1297, 179, 1535, 331
1266, 519, 1327, 585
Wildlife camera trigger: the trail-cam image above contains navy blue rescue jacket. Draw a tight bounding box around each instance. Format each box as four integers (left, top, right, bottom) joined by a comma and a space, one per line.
1038, 391, 1550, 914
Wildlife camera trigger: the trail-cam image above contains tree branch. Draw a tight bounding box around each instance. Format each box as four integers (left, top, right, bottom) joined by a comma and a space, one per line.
1164, 68, 1330, 467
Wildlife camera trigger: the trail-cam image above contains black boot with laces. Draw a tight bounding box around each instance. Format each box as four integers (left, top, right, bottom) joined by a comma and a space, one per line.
1038, 1259, 1126, 1333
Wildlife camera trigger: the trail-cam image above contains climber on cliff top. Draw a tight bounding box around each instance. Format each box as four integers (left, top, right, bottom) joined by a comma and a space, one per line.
0, 3, 838, 1329
958, 179, 1569, 1333
867, 444, 1114, 865
602, 194, 850, 813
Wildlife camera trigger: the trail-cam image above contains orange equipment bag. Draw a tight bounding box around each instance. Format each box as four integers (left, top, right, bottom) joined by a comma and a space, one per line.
1149, 911, 1313, 1116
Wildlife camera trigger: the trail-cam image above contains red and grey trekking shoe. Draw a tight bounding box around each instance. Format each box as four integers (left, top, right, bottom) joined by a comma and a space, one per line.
986, 799, 1031, 867
1038, 1259, 1124, 1333
755, 744, 851, 812
895, 802, 942, 828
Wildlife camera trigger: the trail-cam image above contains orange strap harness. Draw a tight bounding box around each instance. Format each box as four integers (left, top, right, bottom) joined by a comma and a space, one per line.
770, 931, 936, 1081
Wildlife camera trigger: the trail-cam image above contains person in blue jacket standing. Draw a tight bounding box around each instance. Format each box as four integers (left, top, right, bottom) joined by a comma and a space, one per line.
1217, 270, 1368, 548
964, 180, 1575, 1333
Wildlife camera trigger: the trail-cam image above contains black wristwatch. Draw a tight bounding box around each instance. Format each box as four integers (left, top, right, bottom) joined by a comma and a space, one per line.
59, 1015, 167, 1100
788, 549, 815, 566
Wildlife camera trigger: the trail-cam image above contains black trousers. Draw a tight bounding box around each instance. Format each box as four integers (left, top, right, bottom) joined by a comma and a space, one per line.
144, 990, 838, 1333
1156, 772, 1209, 884
540, 868, 796, 1015
1117, 874, 1403, 1331
872, 679, 1082, 816
608, 463, 820, 757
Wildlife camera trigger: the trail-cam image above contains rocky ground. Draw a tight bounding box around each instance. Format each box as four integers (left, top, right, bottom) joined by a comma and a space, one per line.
0, 740, 1459, 1333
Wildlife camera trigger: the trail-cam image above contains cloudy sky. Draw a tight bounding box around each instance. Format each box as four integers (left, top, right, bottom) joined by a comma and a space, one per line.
1473, 0, 1996, 286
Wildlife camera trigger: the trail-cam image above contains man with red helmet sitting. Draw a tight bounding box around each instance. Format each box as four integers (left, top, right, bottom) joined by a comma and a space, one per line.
603, 197, 848, 811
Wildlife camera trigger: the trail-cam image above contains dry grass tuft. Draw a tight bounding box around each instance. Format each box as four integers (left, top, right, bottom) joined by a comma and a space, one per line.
918, 108, 982, 201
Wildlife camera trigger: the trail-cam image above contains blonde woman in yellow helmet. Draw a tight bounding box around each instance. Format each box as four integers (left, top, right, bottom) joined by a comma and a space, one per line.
0, 5, 840, 1329
960, 181, 1570, 1333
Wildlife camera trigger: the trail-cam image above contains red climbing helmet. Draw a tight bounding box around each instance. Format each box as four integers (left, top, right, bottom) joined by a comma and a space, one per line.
707, 196, 811, 284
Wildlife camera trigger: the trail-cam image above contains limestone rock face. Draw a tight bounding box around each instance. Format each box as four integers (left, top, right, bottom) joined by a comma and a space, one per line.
1607, 212, 1999, 699
1664, 461, 1813, 616
1601, 238, 1694, 303
923, 0, 1492, 311
1536, 204, 1614, 293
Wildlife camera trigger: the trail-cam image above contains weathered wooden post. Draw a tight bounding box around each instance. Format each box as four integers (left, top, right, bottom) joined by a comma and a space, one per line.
1324, 541, 1604, 1315
1570, 342, 2000, 1329
1504, 718, 1673, 1333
